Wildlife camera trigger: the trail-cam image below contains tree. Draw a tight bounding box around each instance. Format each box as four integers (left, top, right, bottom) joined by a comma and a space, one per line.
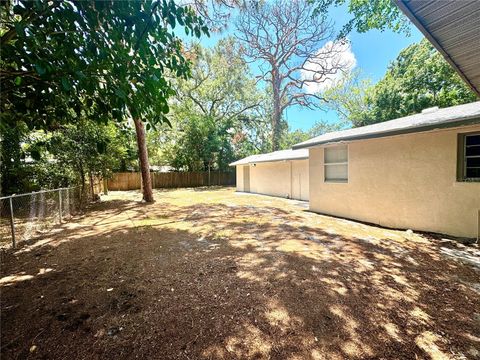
324, 39, 477, 127
322, 69, 375, 125
310, 0, 411, 37
151, 39, 267, 170
280, 120, 344, 149
0, 120, 130, 196
235, 0, 352, 151
1, 0, 208, 201
369, 39, 477, 122
46, 121, 129, 197
175, 38, 263, 129
0, 122, 30, 195
184, 0, 244, 32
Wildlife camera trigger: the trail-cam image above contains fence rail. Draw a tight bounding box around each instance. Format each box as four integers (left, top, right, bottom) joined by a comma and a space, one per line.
0, 186, 91, 249
107, 171, 236, 191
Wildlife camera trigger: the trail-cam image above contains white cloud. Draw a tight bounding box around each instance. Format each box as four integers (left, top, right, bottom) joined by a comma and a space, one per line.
300, 40, 357, 94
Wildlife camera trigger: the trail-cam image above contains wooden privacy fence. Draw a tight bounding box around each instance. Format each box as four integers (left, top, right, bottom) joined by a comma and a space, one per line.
107, 171, 236, 191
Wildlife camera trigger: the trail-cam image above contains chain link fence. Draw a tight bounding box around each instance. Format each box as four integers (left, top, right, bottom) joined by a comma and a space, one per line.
0, 186, 92, 249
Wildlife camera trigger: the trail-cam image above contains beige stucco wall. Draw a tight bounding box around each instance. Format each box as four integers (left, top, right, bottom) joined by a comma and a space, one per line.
250, 161, 290, 198
309, 124, 480, 238
236, 166, 245, 192
235, 159, 309, 200
292, 159, 309, 201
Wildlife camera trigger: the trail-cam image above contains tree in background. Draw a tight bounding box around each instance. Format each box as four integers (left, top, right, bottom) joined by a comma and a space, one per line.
44, 121, 131, 197
150, 39, 267, 171
321, 69, 375, 126
235, 0, 352, 151
324, 39, 477, 127
310, 0, 411, 37
368, 39, 477, 123
0, 120, 130, 196
0, 123, 31, 195
0, 0, 208, 200
279, 120, 344, 149
175, 39, 263, 130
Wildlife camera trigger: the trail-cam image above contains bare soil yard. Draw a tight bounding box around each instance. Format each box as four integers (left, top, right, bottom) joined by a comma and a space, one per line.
1, 187, 479, 359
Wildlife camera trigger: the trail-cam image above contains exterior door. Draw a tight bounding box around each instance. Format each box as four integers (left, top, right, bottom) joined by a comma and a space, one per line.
292, 173, 301, 200
243, 165, 250, 192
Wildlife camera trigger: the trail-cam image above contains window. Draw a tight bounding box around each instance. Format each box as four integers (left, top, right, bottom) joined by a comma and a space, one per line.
324, 145, 348, 182
458, 132, 480, 181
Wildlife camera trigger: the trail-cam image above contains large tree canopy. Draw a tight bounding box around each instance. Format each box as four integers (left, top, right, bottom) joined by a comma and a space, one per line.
175, 38, 263, 128
324, 39, 477, 127
0, 0, 209, 198
149, 39, 267, 171
0, 120, 133, 195
1, 0, 208, 130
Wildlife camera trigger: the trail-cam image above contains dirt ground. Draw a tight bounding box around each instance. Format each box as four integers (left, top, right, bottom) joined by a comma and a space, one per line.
1, 187, 479, 360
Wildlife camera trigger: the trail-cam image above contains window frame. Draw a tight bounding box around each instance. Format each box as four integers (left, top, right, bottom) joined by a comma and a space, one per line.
324, 144, 348, 183
457, 131, 480, 182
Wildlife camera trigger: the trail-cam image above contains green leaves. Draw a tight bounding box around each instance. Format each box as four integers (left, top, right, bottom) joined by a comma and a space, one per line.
115, 88, 127, 101
14, 22, 26, 38
1, 0, 212, 195
325, 39, 477, 127
96, 141, 107, 154
34, 64, 46, 76
61, 78, 71, 91
1, 0, 209, 132
155, 38, 265, 171
162, 103, 170, 114
30, 149, 41, 161
311, 0, 411, 37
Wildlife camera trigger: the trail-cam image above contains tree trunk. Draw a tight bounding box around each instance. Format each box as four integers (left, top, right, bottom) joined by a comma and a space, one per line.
133, 118, 154, 202
79, 161, 86, 205
103, 178, 108, 195
89, 172, 95, 201
271, 68, 282, 151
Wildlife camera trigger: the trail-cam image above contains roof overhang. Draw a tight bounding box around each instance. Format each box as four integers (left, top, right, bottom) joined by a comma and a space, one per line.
229, 155, 309, 166
248, 156, 308, 165
394, 0, 480, 97
229, 149, 309, 166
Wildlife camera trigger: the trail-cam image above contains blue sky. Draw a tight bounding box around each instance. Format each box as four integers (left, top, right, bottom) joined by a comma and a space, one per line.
191, 4, 424, 131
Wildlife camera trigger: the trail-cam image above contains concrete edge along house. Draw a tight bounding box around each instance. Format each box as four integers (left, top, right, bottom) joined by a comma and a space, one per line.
230, 149, 309, 201
292, 101, 480, 238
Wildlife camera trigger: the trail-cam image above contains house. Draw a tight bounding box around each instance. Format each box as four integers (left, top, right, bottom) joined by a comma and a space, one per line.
292, 102, 480, 238
230, 149, 309, 201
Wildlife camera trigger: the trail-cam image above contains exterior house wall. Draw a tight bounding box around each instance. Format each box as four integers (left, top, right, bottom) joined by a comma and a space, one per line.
309, 124, 480, 238
250, 161, 291, 198
292, 159, 309, 201
235, 159, 309, 201
236, 166, 245, 192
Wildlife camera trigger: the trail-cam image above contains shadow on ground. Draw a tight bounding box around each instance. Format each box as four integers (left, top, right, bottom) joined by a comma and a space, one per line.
1, 189, 479, 359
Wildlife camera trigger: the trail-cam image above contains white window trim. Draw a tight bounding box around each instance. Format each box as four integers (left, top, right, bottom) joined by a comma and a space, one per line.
324, 145, 349, 183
